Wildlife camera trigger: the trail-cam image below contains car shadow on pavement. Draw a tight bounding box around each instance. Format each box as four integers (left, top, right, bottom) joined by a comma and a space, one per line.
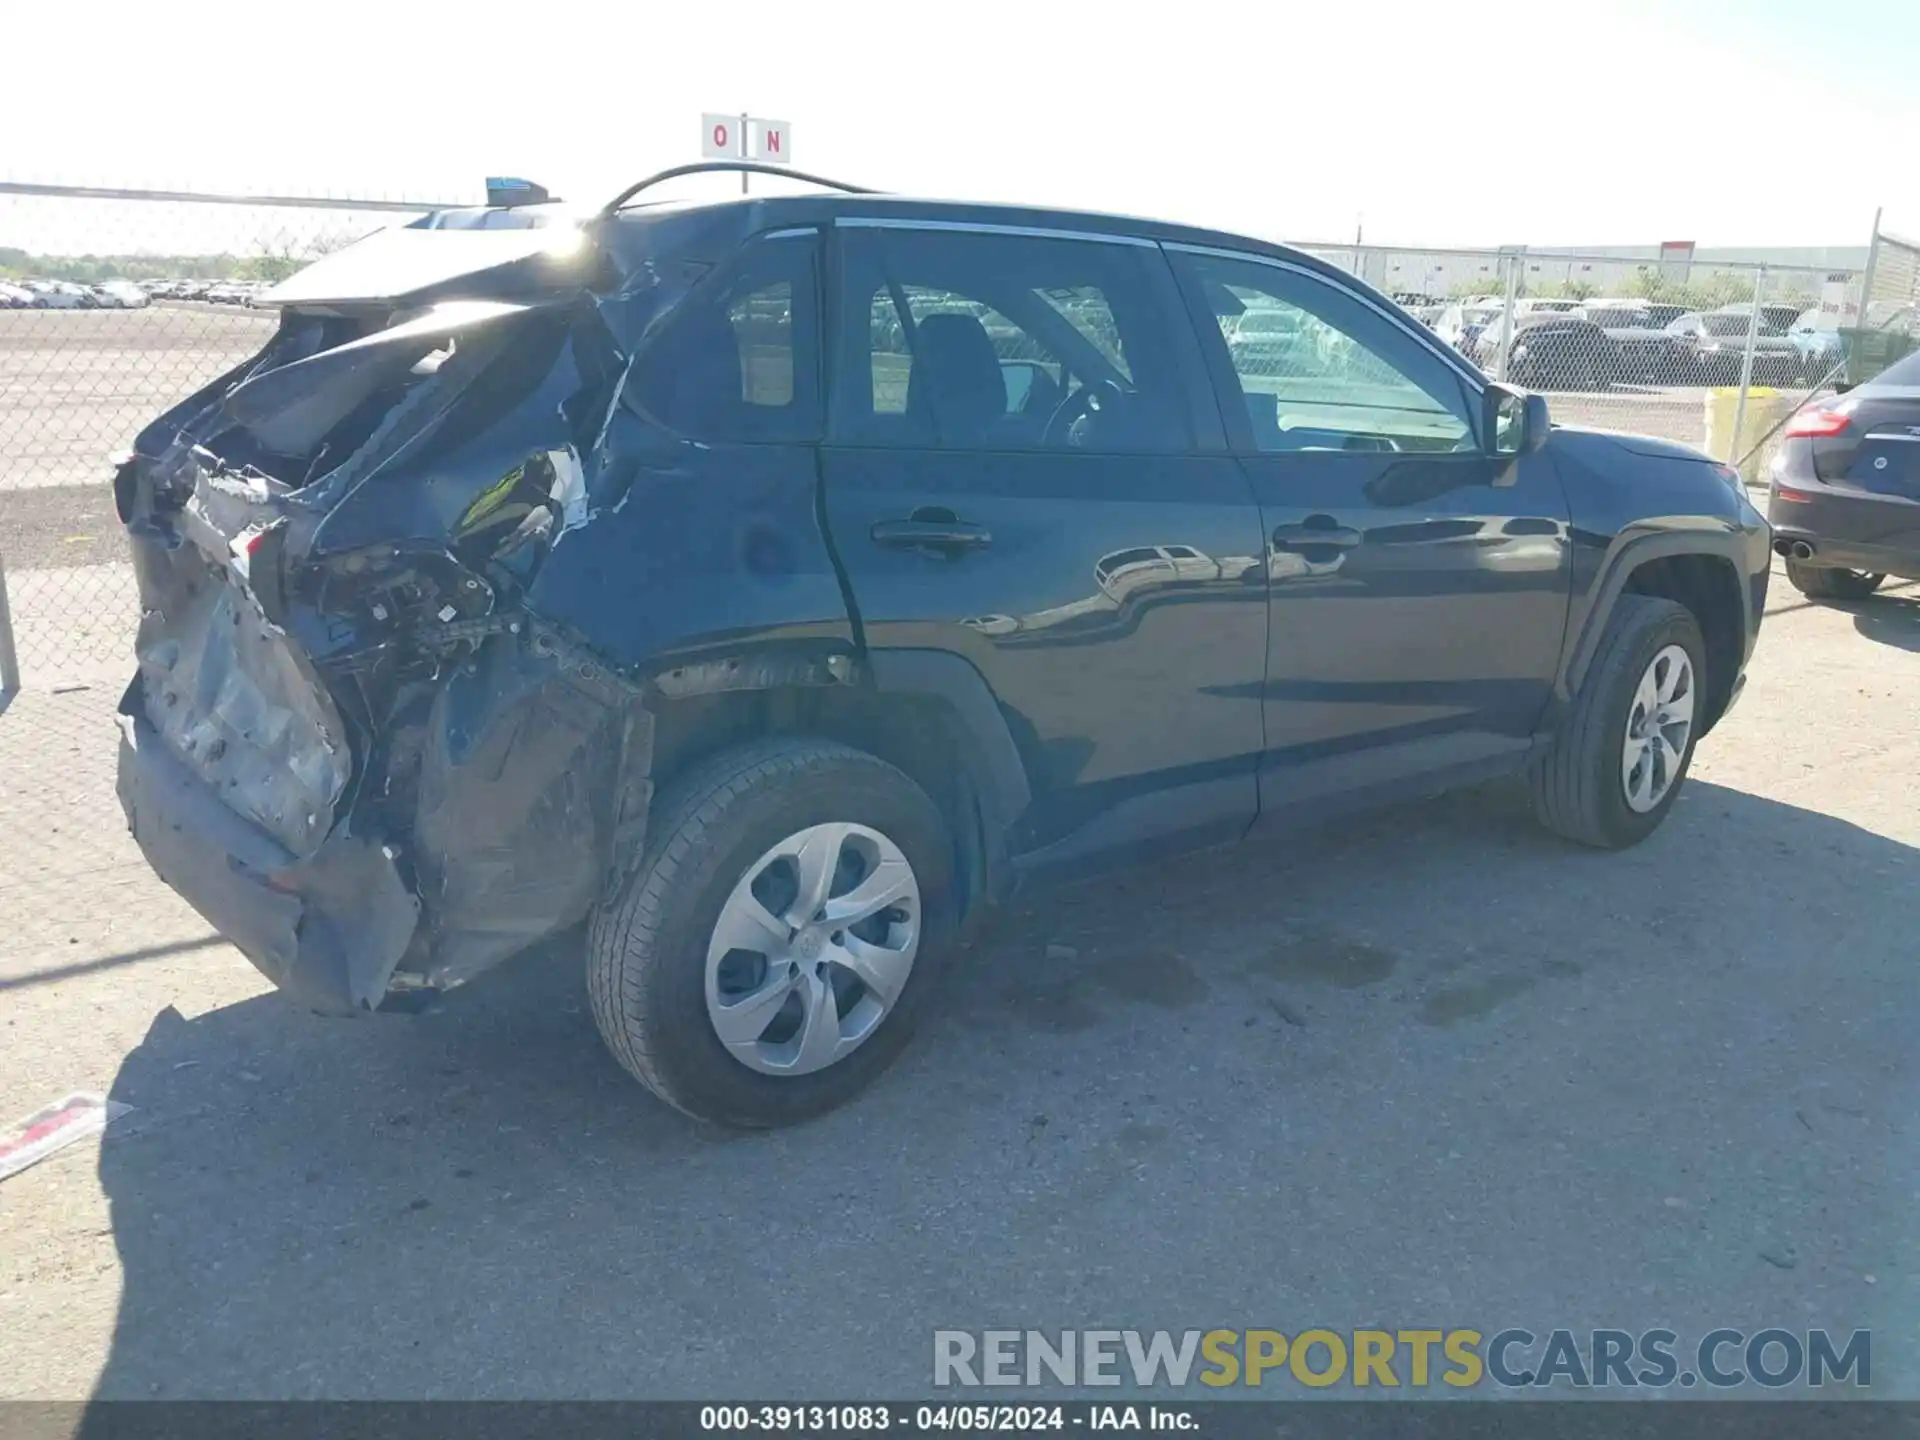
1852, 589, 1920, 653
85, 778, 1920, 1399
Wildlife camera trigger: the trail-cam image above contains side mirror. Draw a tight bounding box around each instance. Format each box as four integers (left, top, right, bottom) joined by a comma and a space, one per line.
1488, 383, 1550, 456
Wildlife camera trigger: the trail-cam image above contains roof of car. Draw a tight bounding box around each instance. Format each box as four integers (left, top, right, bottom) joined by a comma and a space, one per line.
601, 190, 1358, 286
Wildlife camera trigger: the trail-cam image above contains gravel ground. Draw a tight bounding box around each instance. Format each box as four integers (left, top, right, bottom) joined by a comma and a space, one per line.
0, 564, 1915, 1402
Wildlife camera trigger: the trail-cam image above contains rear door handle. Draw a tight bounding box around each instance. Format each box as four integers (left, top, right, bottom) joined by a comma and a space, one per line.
1272, 520, 1362, 549
871, 518, 993, 552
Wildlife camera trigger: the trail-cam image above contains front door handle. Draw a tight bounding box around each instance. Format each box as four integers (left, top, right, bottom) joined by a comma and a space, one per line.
1272, 519, 1362, 549
871, 517, 993, 552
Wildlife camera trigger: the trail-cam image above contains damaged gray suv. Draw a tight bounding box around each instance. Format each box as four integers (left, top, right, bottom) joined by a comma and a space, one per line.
114, 164, 1770, 1126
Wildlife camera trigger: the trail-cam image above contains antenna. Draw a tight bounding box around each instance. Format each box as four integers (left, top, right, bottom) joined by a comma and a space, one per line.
597, 161, 877, 218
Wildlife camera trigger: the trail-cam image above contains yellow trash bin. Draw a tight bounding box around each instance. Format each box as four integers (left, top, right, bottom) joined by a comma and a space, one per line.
1703, 386, 1794, 483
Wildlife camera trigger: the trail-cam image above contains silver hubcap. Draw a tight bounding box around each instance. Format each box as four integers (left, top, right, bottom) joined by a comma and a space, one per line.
704, 822, 921, 1077
1621, 644, 1695, 814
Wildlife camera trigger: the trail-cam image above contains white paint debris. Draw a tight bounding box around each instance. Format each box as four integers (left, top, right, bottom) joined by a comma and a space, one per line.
0, 1093, 133, 1184
548, 446, 589, 535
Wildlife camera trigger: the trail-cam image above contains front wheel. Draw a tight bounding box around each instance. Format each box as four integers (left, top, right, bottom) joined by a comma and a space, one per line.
1530, 595, 1706, 849
1784, 561, 1884, 601
587, 738, 955, 1127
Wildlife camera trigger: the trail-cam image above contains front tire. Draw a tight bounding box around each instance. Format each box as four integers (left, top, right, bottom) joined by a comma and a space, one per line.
587, 738, 955, 1128
1784, 562, 1884, 601
1530, 595, 1706, 849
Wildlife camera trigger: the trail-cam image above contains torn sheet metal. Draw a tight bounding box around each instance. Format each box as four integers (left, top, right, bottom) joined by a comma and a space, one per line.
110, 208, 855, 1015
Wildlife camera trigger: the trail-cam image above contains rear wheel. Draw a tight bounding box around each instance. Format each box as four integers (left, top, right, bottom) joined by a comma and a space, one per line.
587, 738, 955, 1128
1784, 562, 1884, 601
1530, 595, 1705, 849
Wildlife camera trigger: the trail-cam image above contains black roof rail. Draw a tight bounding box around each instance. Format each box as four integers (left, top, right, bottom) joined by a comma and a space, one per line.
596, 161, 878, 218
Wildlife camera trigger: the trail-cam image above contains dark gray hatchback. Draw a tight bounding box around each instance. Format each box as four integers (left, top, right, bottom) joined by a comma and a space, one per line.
1767, 348, 1920, 599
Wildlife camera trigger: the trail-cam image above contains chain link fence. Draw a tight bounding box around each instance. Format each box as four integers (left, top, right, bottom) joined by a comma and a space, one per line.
0, 184, 455, 687
1286, 240, 1870, 473
1853, 223, 1920, 383
1, 183, 1912, 688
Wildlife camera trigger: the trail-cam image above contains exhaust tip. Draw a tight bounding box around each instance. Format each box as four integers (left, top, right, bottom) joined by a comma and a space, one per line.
1789, 541, 1815, 561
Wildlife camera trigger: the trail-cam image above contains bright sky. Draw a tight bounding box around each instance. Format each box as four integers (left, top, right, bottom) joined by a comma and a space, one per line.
4, 0, 1916, 252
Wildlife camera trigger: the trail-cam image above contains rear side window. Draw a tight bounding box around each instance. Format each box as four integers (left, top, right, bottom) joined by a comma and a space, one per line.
629, 232, 821, 443
833, 226, 1193, 454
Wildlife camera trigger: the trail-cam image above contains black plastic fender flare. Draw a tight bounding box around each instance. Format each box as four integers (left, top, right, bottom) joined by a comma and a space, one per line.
1557, 527, 1757, 705
865, 649, 1033, 833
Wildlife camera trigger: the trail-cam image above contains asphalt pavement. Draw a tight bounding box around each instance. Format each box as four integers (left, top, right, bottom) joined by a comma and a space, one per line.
1, 569, 1916, 1400
1, 484, 128, 571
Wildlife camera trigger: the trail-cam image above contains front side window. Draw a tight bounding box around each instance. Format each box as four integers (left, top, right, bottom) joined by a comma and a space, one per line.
835, 227, 1191, 454
1175, 251, 1476, 454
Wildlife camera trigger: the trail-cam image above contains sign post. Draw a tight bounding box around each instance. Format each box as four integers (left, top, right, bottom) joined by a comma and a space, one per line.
701, 113, 794, 194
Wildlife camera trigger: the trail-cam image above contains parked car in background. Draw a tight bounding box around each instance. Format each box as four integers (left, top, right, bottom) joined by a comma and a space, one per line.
91, 280, 152, 309
1226, 304, 1334, 374
1666, 311, 1800, 385
0, 281, 36, 308
1475, 312, 1616, 389
22, 280, 90, 309
1434, 300, 1502, 357
1767, 346, 1920, 599
1738, 303, 1806, 334
1789, 308, 1847, 383
108, 169, 1770, 1126
1576, 303, 1689, 384
1639, 303, 1687, 331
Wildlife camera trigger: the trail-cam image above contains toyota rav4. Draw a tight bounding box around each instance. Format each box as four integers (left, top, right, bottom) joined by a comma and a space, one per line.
112, 164, 1771, 1127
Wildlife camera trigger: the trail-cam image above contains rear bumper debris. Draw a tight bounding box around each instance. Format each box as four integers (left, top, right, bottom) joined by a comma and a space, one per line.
116, 685, 419, 1015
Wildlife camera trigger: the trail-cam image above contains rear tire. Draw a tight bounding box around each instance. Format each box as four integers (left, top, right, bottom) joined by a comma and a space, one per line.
1784, 562, 1884, 601
587, 737, 955, 1128
1530, 595, 1706, 849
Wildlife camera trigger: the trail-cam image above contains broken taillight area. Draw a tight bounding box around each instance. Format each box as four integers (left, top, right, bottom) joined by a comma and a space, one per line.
114, 285, 654, 1013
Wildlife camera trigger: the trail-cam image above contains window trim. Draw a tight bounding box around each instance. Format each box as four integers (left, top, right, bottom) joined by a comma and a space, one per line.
1165, 244, 1488, 456
835, 216, 1156, 248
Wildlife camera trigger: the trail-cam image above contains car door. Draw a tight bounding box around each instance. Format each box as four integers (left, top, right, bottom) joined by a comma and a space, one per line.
819, 220, 1269, 868
527, 228, 855, 671
1166, 245, 1574, 814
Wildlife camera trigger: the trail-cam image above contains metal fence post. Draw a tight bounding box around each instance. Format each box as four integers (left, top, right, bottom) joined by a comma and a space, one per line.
1857, 207, 1884, 328
1729, 265, 1767, 464
1494, 250, 1522, 382
0, 552, 20, 696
